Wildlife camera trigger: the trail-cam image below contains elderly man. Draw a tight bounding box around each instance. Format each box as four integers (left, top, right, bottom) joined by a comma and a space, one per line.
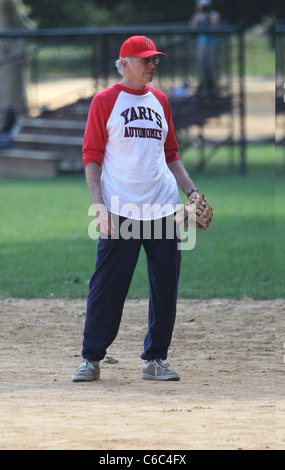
72, 35, 199, 383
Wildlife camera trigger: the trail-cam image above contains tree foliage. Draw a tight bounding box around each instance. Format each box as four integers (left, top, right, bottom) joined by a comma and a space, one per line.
22, 0, 275, 29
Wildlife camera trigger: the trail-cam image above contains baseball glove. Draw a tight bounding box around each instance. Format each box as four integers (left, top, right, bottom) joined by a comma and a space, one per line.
175, 191, 213, 231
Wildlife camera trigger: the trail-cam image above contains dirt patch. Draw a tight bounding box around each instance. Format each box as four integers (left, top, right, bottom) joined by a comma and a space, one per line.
0, 297, 284, 450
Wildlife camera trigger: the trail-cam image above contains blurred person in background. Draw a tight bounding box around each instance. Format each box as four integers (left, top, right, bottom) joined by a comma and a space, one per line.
189, 0, 220, 98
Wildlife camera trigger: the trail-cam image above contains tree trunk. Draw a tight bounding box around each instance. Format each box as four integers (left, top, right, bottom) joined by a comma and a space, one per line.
0, 0, 32, 126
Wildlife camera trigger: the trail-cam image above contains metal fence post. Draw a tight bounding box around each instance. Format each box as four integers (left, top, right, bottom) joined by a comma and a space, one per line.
238, 26, 247, 175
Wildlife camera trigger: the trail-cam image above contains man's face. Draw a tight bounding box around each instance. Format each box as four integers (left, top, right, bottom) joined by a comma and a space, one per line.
128, 56, 159, 86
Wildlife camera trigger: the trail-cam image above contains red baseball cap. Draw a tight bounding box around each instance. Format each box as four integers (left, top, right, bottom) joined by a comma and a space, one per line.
119, 35, 167, 59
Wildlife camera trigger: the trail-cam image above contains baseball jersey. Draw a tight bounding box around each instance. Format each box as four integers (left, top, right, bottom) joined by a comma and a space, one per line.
83, 83, 181, 220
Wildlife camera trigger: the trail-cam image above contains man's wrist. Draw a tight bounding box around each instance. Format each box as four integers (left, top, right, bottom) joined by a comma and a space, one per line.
187, 188, 198, 198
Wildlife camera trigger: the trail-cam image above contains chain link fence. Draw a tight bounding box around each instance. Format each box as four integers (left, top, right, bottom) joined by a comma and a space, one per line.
0, 24, 246, 173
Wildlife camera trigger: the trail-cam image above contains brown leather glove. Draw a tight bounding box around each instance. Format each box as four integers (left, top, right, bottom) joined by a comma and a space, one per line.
175, 191, 213, 231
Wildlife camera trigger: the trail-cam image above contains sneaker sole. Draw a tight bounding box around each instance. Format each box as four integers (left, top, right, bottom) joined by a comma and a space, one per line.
72, 373, 100, 382
142, 373, 180, 381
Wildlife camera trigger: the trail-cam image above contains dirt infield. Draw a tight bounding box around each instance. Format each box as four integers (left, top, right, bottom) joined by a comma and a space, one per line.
0, 297, 284, 450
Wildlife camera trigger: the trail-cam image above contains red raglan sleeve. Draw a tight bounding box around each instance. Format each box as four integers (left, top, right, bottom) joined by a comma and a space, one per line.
83, 86, 121, 168
162, 96, 180, 164
82, 93, 108, 168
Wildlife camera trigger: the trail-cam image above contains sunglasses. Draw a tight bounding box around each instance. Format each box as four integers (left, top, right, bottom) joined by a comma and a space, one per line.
136, 56, 160, 65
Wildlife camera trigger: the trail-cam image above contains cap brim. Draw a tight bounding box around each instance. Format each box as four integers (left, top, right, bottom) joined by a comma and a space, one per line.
134, 51, 167, 58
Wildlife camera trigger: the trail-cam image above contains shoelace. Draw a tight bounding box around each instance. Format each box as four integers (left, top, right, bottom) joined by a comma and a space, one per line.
154, 359, 170, 369
81, 359, 95, 369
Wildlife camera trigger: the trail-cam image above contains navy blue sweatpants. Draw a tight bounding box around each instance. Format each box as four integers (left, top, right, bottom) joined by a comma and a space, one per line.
82, 215, 181, 361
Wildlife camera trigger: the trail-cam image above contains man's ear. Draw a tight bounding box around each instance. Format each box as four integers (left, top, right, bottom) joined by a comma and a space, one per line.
122, 58, 131, 72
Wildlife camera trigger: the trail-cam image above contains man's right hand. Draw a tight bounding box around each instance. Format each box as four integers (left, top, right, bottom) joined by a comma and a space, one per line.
93, 204, 115, 235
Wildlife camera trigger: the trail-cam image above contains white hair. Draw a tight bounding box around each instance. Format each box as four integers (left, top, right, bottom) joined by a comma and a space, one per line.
115, 57, 132, 76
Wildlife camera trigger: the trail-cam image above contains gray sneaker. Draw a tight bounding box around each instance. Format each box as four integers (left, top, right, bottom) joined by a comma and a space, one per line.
72, 359, 100, 382
142, 359, 180, 381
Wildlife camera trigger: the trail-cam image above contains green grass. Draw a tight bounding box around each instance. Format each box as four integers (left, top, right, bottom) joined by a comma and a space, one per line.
244, 28, 274, 76
178, 144, 279, 299
0, 145, 283, 299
